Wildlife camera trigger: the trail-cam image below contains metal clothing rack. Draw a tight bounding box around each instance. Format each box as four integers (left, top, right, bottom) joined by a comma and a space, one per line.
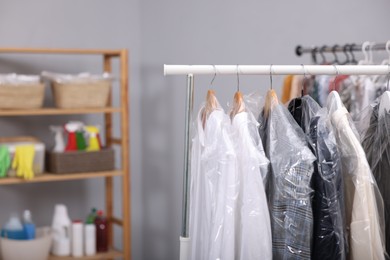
163, 64, 390, 260
295, 41, 390, 64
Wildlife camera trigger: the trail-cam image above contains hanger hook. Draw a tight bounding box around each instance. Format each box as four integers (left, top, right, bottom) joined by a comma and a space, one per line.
342, 44, 350, 64
301, 64, 307, 96
369, 42, 375, 64
332, 45, 339, 64
210, 65, 217, 87
269, 64, 273, 90
387, 64, 390, 91
332, 64, 339, 91
349, 43, 357, 64
320, 45, 327, 64
311, 47, 318, 64
362, 41, 370, 64
236, 64, 240, 92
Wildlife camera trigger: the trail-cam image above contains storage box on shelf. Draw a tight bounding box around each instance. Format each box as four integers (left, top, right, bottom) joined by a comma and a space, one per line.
0, 48, 131, 260
46, 149, 115, 174
0, 83, 45, 109
52, 81, 111, 109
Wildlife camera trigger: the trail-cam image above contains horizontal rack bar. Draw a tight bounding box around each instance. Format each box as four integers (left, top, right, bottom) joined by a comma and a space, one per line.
164, 65, 390, 76
296, 42, 389, 56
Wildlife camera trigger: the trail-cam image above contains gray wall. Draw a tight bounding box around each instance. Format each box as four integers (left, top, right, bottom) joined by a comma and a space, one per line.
1, 0, 389, 259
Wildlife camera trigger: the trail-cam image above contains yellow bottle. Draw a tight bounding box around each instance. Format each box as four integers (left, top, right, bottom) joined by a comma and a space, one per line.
85, 126, 100, 151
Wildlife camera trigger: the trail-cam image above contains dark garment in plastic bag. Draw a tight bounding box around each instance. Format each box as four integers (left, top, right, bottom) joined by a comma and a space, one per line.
259, 98, 316, 260
309, 111, 347, 260
360, 100, 390, 258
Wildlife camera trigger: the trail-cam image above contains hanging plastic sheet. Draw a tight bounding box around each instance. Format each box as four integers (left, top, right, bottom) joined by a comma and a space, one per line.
258, 92, 316, 260
229, 98, 272, 259
357, 98, 390, 257
309, 108, 347, 260
189, 100, 237, 260
327, 94, 386, 260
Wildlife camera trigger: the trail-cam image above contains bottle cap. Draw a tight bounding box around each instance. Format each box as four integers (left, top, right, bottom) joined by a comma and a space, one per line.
97, 210, 104, 217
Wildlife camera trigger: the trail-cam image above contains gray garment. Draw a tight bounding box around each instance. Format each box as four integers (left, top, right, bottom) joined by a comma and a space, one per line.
259, 103, 316, 260
361, 102, 390, 258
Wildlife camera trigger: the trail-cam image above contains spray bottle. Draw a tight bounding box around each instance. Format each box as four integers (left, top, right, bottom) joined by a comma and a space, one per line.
50, 126, 65, 152
85, 126, 101, 151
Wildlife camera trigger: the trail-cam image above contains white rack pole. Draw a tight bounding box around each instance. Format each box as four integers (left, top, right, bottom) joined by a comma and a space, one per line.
164, 64, 390, 76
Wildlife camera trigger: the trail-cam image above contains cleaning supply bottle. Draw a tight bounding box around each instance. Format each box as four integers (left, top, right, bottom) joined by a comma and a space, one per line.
71, 220, 83, 257
50, 126, 65, 152
1, 214, 25, 240
86, 208, 97, 223
51, 204, 71, 256
85, 126, 101, 151
95, 210, 108, 252
64, 122, 79, 152
23, 210, 36, 240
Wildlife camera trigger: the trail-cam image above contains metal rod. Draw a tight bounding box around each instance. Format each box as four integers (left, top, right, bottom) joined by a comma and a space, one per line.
164, 65, 390, 76
296, 42, 388, 56
181, 74, 194, 237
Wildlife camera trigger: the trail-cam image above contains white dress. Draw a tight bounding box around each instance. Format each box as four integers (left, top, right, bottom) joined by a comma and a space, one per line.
231, 111, 272, 260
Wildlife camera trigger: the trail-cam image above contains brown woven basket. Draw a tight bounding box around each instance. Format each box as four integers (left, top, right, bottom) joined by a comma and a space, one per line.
46, 149, 115, 174
0, 83, 45, 109
52, 81, 111, 108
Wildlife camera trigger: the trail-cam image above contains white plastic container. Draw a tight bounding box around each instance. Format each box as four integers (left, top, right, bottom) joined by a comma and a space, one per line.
51, 204, 71, 256
71, 221, 83, 257
84, 224, 96, 256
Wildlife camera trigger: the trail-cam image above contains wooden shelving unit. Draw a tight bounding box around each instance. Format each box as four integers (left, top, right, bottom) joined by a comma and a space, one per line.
0, 48, 131, 260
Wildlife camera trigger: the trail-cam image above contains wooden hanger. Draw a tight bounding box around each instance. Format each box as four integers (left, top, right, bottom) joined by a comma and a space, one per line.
201, 89, 219, 128
230, 91, 245, 120
264, 89, 279, 118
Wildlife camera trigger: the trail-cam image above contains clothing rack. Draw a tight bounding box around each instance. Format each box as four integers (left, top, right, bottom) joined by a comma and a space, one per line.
163, 64, 390, 260
296, 42, 389, 56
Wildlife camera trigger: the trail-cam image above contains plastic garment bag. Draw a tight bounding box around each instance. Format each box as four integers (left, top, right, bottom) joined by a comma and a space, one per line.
327, 93, 386, 260
309, 109, 347, 260
358, 100, 390, 256
189, 103, 237, 260
258, 94, 316, 260
230, 108, 272, 260
288, 95, 321, 134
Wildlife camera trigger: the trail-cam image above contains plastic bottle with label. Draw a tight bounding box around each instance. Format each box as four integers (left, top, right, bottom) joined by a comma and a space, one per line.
95, 210, 108, 252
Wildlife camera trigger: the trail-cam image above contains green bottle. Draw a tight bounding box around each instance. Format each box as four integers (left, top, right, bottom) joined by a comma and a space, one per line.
76, 131, 87, 151
86, 208, 97, 224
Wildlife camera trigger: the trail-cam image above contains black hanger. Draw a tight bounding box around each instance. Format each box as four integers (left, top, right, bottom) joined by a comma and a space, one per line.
341, 44, 350, 65
319, 45, 327, 64
349, 44, 358, 64
311, 47, 318, 65
331, 45, 340, 64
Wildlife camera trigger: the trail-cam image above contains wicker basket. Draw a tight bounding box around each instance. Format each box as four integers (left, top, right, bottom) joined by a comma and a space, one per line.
46, 149, 115, 174
52, 81, 111, 108
0, 83, 45, 109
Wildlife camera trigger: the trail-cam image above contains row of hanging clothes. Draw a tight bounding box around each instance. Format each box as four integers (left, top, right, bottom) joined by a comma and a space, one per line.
284, 41, 390, 118
189, 63, 390, 259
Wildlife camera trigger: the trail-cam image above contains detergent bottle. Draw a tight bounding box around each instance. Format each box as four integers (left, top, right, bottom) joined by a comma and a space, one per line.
85, 126, 101, 151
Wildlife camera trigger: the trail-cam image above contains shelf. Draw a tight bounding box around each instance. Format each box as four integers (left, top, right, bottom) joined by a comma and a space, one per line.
49, 249, 123, 260
0, 170, 123, 185
0, 48, 123, 56
0, 107, 121, 116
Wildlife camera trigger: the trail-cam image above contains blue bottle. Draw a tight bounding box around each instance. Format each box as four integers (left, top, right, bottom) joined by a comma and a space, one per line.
1, 214, 25, 240
23, 210, 36, 240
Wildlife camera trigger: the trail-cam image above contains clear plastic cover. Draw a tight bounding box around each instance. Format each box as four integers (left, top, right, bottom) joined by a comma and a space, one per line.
288, 95, 321, 134
230, 100, 272, 259
0, 73, 40, 85
357, 98, 390, 256
41, 71, 113, 84
309, 108, 347, 260
327, 95, 386, 260
258, 93, 316, 260
189, 95, 272, 260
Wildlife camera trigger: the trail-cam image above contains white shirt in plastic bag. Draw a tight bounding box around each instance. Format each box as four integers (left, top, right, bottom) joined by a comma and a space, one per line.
327, 92, 386, 260
231, 111, 272, 260
189, 105, 237, 260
